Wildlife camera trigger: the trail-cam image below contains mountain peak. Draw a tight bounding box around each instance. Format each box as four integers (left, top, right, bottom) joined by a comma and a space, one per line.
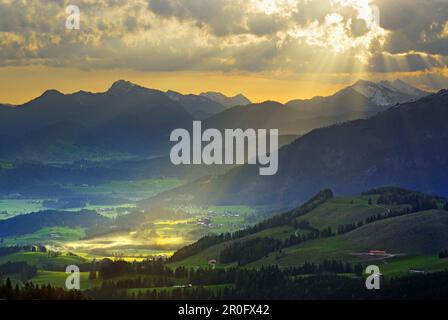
200, 91, 251, 108
353, 80, 375, 87
350, 79, 429, 106
108, 80, 137, 95
41, 89, 64, 98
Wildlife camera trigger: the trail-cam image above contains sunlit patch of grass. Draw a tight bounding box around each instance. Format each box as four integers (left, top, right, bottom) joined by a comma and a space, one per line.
154, 219, 194, 226
0, 161, 14, 169
154, 236, 185, 246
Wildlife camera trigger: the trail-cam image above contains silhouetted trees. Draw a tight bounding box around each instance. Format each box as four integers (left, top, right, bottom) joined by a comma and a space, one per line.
0, 278, 84, 300
0, 262, 37, 281
439, 250, 448, 259
220, 238, 282, 265
364, 187, 440, 212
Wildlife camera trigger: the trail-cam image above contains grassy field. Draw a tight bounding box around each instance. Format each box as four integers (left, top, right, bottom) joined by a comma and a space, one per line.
248, 237, 361, 268
296, 196, 388, 230
2, 227, 86, 246
379, 255, 448, 277
0, 252, 87, 268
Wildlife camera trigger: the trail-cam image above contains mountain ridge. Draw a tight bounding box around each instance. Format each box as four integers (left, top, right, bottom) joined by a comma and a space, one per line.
148, 88, 448, 207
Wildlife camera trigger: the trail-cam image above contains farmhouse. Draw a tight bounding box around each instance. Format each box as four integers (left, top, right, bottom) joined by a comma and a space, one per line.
369, 250, 387, 256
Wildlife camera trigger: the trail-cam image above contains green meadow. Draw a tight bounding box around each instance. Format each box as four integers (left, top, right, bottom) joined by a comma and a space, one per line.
0, 252, 87, 268
1, 227, 86, 246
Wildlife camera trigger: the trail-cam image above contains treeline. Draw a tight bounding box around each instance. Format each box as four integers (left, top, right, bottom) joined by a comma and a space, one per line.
169, 189, 334, 263
230, 270, 448, 300
284, 260, 363, 276
220, 238, 282, 265
0, 262, 37, 281
94, 259, 361, 290
98, 259, 171, 280
337, 209, 410, 236
100, 276, 175, 291
87, 261, 448, 300
219, 224, 335, 265
439, 250, 448, 259
88, 262, 360, 299
0, 278, 85, 300
363, 187, 444, 211
0, 245, 47, 257
0, 210, 108, 237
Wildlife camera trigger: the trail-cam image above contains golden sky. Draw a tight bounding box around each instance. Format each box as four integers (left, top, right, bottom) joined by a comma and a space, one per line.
0, 66, 348, 104
1, 0, 448, 104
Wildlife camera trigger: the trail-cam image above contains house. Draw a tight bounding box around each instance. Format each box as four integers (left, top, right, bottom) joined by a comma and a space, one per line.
409, 269, 426, 274
369, 250, 387, 256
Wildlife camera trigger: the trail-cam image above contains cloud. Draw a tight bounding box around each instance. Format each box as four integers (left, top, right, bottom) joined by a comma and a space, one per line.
375, 0, 448, 55
0, 0, 446, 77
369, 51, 448, 72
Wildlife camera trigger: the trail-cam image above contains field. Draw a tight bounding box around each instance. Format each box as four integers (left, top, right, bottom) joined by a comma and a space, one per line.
1, 227, 86, 246
379, 255, 448, 277
0, 252, 87, 268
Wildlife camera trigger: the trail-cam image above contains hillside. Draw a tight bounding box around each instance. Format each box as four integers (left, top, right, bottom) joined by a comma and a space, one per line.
168, 188, 448, 270
0, 210, 109, 237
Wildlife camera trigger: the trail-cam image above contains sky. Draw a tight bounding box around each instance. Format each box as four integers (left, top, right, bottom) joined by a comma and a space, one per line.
1, 0, 448, 104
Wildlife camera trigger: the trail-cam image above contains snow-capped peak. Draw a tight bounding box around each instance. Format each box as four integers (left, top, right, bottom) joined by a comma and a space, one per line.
351, 79, 428, 106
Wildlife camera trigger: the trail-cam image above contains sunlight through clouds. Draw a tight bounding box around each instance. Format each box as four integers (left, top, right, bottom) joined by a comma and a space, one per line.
0, 0, 447, 101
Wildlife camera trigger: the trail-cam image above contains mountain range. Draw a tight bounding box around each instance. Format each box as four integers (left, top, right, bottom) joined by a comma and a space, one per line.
0, 79, 429, 163
0, 81, 250, 160
149, 89, 448, 207
205, 79, 429, 135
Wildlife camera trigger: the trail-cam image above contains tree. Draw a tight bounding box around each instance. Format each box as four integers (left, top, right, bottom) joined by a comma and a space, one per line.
89, 269, 97, 280
368, 198, 373, 205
